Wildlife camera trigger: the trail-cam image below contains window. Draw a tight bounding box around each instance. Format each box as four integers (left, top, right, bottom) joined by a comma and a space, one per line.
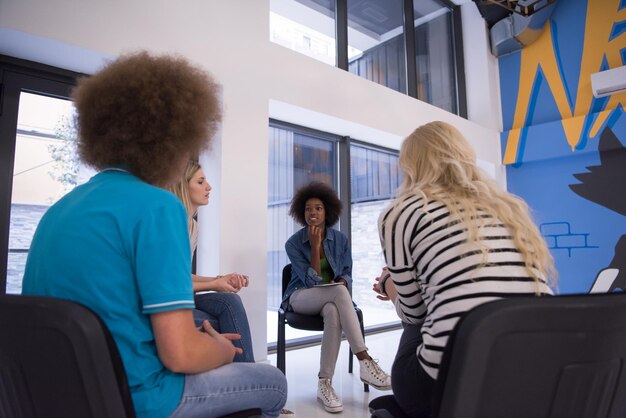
269, 0, 465, 115
267, 122, 340, 343
350, 142, 402, 327
269, 0, 337, 66
267, 124, 340, 293
267, 120, 402, 346
347, 0, 407, 94
413, 1, 458, 113
0, 56, 83, 295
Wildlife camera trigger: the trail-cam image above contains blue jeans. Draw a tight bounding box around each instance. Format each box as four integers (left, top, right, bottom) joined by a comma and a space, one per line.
193, 292, 255, 363
169, 362, 287, 418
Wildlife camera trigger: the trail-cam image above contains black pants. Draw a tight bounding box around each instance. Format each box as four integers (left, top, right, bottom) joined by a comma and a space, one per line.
377, 323, 436, 418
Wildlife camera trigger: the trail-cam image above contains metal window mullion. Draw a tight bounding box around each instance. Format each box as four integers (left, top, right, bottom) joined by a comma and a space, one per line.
335, 0, 348, 71
451, 5, 467, 118
338, 136, 351, 241
403, 0, 418, 99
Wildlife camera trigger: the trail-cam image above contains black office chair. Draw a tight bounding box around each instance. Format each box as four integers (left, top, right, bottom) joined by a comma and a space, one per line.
0, 294, 262, 418
370, 293, 626, 418
277, 264, 369, 392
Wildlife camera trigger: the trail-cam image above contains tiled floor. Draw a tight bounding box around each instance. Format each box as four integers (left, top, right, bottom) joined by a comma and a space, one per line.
267, 328, 402, 418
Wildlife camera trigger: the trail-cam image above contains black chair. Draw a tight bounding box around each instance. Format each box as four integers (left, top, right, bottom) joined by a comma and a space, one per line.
370, 293, 626, 418
277, 263, 369, 392
0, 294, 262, 418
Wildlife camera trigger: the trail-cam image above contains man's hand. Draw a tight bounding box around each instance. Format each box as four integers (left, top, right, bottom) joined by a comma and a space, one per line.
200, 320, 243, 357
151, 310, 237, 373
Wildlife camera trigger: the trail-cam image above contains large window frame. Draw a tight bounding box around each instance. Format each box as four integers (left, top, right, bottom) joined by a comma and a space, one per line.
0, 55, 82, 294
270, 0, 467, 116
267, 119, 403, 352
267, 119, 347, 309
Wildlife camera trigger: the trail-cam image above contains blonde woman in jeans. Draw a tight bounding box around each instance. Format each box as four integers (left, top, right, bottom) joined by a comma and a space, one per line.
282, 182, 391, 413
169, 160, 255, 363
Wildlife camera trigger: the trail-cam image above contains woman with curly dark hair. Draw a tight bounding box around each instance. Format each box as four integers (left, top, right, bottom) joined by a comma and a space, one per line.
22, 51, 287, 418
282, 182, 391, 413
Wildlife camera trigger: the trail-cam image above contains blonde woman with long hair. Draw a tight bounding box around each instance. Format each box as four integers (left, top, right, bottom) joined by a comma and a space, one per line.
369, 121, 555, 417
169, 160, 255, 363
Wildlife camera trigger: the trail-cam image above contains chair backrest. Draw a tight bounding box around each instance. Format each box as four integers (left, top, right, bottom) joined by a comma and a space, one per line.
434, 293, 626, 418
0, 294, 135, 418
282, 264, 292, 296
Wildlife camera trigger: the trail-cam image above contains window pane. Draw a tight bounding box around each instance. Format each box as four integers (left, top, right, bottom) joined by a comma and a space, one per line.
347, 0, 407, 94
414, 1, 457, 113
7, 92, 93, 294
270, 0, 337, 66
350, 143, 401, 328
267, 124, 337, 344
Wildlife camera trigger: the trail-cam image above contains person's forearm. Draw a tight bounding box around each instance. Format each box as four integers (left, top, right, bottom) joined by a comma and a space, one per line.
192, 273, 218, 292
151, 311, 236, 374
384, 278, 399, 303
171, 331, 234, 373
310, 247, 321, 276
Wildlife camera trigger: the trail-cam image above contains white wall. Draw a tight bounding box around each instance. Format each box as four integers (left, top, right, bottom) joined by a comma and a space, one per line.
0, 0, 501, 360
460, 1, 506, 185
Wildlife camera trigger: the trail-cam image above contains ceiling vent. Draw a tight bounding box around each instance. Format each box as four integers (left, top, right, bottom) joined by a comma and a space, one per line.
473, 0, 559, 57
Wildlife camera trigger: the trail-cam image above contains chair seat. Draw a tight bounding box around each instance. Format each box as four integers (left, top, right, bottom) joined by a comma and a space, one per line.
284, 311, 324, 330
0, 295, 267, 418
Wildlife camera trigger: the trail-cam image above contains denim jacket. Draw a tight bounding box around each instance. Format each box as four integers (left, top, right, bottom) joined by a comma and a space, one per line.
281, 227, 353, 311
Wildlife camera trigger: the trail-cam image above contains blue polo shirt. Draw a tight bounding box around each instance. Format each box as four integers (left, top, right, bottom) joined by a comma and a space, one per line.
22, 169, 194, 418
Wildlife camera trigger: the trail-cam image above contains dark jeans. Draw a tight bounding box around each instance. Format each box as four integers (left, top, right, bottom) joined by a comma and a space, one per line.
370, 323, 436, 418
193, 292, 255, 363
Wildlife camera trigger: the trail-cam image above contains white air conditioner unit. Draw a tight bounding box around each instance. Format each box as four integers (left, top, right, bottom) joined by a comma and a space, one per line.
591, 66, 626, 98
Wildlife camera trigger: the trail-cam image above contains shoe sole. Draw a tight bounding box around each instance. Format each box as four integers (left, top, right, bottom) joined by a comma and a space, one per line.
317, 397, 343, 413
360, 378, 392, 391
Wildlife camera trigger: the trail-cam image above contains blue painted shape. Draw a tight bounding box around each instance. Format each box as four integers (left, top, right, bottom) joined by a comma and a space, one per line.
506, 113, 626, 294
499, 51, 522, 131
609, 20, 626, 41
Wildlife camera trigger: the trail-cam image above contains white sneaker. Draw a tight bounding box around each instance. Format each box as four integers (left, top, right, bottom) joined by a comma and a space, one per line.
359, 358, 392, 390
278, 407, 295, 417
317, 378, 343, 413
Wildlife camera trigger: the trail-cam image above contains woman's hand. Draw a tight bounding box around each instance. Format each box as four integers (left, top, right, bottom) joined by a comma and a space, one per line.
373, 267, 391, 301
211, 273, 249, 292
224, 273, 249, 291
308, 225, 324, 251
333, 278, 348, 287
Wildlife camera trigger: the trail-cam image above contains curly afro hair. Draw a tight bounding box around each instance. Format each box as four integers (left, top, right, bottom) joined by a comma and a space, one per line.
289, 182, 342, 227
72, 51, 221, 186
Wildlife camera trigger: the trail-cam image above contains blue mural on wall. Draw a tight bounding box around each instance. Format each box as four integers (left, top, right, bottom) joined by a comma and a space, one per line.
499, 0, 626, 294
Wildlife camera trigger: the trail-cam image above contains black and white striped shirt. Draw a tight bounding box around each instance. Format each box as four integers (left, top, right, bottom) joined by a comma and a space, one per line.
379, 194, 553, 379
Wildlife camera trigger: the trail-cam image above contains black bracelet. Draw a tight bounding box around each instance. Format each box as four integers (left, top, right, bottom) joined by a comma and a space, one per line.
379, 273, 391, 296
